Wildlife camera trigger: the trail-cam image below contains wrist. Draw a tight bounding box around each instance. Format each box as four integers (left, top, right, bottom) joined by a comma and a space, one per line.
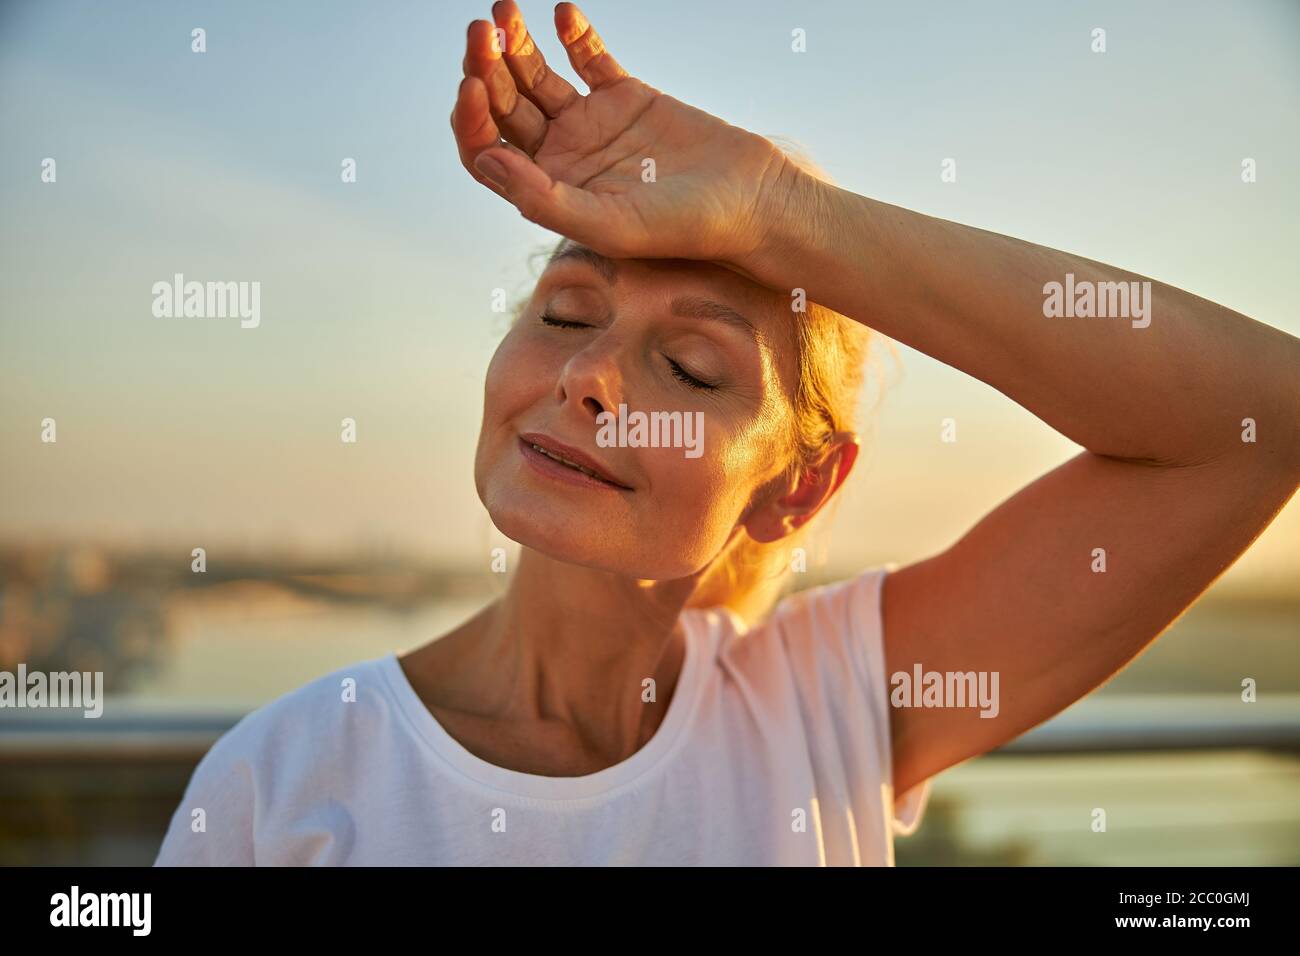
734, 149, 837, 293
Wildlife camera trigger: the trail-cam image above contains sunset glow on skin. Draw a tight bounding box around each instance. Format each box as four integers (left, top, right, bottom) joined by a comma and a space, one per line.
476, 245, 812, 582
431, 0, 1300, 798
10, 0, 1293, 873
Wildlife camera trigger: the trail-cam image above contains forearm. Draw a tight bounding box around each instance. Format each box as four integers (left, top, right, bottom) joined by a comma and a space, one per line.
749, 170, 1300, 471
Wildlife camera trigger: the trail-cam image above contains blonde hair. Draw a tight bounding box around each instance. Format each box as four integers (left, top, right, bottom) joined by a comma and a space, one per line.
689, 141, 875, 625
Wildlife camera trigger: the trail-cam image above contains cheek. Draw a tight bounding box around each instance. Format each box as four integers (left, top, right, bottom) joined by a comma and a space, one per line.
639, 414, 785, 560
476, 334, 539, 495
484, 332, 544, 414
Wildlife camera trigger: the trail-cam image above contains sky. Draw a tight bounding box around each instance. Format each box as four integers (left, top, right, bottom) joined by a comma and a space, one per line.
1, 0, 1297, 591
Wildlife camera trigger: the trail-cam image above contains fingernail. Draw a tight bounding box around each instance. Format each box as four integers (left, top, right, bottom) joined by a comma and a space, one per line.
474, 153, 508, 186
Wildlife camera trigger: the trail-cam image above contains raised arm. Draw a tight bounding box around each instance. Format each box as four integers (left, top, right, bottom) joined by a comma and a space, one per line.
453, 0, 1300, 797
747, 175, 1300, 795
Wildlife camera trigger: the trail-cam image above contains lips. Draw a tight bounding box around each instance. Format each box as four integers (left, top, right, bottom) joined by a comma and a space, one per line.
518, 432, 631, 490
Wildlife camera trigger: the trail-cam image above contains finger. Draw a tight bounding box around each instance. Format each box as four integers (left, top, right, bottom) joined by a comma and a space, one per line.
464, 19, 548, 155
492, 0, 581, 118
470, 146, 636, 256
451, 76, 524, 201
554, 3, 629, 91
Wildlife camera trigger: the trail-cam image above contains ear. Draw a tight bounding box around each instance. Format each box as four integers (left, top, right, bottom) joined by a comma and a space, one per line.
743, 432, 860, 544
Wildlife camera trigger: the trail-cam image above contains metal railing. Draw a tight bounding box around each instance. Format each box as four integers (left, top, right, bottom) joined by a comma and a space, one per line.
3, 695, 1298, 761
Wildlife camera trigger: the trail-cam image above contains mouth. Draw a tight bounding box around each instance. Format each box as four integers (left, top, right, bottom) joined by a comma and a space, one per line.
518, 433, 633, 491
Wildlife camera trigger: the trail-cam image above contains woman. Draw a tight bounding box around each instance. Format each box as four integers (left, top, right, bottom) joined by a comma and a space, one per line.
155, 2, 1299, 866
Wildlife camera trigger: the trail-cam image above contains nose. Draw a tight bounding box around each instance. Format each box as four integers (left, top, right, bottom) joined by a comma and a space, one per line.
555, 335, 625, 423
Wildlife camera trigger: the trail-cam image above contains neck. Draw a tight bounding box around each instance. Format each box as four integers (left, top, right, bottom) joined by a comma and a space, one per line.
466, 548, 704, 766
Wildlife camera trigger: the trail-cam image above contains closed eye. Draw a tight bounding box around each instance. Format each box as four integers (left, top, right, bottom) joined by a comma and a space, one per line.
667, 357, 718, 391
540, 312, 590, 329
542, 312, 718, 390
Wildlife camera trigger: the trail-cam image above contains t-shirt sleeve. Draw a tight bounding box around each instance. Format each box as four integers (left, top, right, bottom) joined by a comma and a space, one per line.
819, 563, 932, 836
154, 728, 258, 866
847, 567, 930, 837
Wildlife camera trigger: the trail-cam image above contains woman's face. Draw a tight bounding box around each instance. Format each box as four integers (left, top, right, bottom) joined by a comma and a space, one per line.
475, 241, 801, 580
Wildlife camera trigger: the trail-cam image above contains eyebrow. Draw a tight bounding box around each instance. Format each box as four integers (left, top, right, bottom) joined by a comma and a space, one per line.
548, 243, 618, 285
669, 295, 761, 344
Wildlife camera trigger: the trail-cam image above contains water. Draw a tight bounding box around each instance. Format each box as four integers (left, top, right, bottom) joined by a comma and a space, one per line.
3, 563, 1297, 865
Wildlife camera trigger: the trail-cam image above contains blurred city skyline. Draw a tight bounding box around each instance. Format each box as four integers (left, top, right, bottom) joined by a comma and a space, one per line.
2, 0, 1298, 590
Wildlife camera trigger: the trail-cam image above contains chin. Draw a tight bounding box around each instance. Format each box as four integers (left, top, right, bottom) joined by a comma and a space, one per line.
489, 499, 631, 574
479, 486, 698, 581
478, 473, 609, 565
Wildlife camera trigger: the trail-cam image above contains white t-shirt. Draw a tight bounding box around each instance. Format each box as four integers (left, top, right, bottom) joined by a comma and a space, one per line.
155, 566, 930, 866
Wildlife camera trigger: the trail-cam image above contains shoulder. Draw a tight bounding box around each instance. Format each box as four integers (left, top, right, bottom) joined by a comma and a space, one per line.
211, 655, 396, 766
154, 655, 397, 865
770, 565, 892, 638
709, 565, 895, 697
